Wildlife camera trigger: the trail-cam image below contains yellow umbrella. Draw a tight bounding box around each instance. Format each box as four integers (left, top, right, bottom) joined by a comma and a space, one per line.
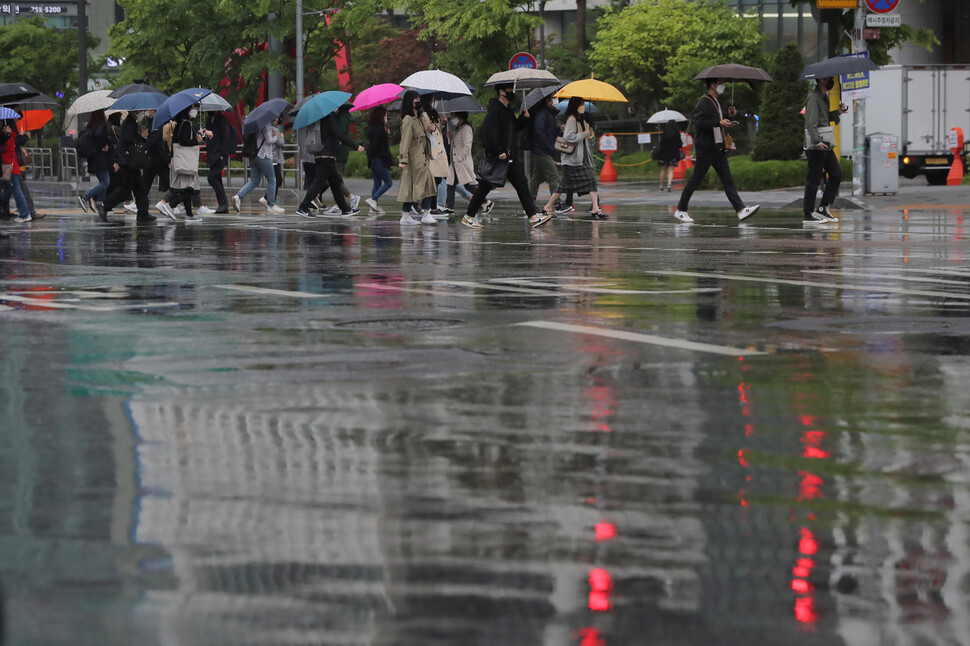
555, 78, 627, 103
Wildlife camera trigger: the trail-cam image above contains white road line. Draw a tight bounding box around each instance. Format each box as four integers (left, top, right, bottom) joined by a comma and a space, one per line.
645, 270, 970, 301
213, 284, 329, 298
515, 321, 766, 357
803, 269, 970, 287
356, 282, 575, 299
0, 304, 12, 312
0, 294, 179, 311
411, 280, 566, 296
490, 277, 720, 295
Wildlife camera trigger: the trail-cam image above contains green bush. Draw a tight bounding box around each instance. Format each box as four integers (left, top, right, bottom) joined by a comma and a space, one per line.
683, 155, 853, 190
754, 43, 808, 161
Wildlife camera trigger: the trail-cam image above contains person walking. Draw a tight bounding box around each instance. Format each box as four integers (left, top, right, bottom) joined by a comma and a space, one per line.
528, 94, 561, 204
542, 97, 602, 219
13, 129, 45, 221
206, 111, 234, 213
657, 120, 682, 192
673, 78, 760, 224
462, 84, 551, 230
803, 76, 845, 224
162, 106, 209, 223
268, 120, 284, 208
324, 104, 360, 214
293, 113, 365, 218
427, 108, 451, 215
77, 110, 112, 213
0, 121, 32, 223
96, 111, 155, 224
365, 106, 393, 214
396, 90, 437, 225
446, 111, 490, 214
232, 116, 283, 213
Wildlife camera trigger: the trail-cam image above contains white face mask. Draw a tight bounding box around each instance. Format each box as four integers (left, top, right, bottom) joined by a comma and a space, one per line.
577, 105, 585, 114
451, 117, 460, 126
189, 109, 198, 118
715, 84, 726, 95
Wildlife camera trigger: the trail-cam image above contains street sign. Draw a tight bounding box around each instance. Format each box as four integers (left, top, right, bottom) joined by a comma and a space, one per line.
865, 0, 899, 13
509, 52, 537, 70
840, 52, 871, 101
598, 134, 618, 153
866, 13, 901, 26
863, 28, 881, 39
817, 0, 858, 8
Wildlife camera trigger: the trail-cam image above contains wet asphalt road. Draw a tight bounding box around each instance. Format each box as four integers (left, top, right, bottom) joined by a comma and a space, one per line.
2, 182, 970, 645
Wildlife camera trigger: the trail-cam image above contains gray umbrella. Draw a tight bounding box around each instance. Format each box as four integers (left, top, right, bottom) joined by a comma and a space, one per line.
435, 95, 485, 114
522, 84, 563, 113
798, 55, 878, 81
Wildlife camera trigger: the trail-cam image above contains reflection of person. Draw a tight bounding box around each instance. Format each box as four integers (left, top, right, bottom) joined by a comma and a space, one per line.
674, 78, 760, 224
803, 77, 845, 224
657, 120, 681, 192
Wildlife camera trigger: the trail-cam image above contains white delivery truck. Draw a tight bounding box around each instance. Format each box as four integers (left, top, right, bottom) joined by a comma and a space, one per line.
840, 64, 970, 185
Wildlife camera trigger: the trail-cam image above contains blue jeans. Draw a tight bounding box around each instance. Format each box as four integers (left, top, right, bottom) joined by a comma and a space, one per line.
369, 158, 393, 200
403, 196, 433, 213
10, 175, 29, 217
82, 170, 110, 203
238, 156, 277, 206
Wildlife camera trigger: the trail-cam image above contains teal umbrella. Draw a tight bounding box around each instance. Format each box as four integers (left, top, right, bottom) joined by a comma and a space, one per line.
293, 91, 351, 129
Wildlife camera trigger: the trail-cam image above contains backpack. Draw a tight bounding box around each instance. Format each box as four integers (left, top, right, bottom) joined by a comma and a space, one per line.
304, 120, 324, 156
241, 132, 259, 158
76, 128, 97, 159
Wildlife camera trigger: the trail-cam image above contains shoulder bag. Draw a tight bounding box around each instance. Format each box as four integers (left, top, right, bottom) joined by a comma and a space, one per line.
171, 143, 200, 175
554, 136, 575, 154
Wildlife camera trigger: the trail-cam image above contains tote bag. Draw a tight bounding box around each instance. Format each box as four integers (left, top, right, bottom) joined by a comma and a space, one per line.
171, 143, 199, 175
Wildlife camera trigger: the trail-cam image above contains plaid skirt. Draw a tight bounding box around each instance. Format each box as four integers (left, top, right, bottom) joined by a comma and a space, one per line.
559, 162, 597, 194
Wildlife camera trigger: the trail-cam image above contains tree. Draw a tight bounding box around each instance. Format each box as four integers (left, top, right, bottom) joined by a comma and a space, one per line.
0, 17, 101, 109
589, 0, 765, 117
753, 43, 806, 161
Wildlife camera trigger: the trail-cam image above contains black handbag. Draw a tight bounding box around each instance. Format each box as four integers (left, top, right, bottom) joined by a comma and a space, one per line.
475, 154, 510, 186
128, 141, 151, 170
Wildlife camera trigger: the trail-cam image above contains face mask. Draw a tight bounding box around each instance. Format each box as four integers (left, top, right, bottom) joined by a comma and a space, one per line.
577, 105, 585, 114
451, 117, 460, 126
715, 84, 726, 95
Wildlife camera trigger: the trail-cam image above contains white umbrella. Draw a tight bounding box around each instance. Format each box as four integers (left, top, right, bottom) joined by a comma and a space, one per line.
647, 109, 688, 124
400, 70, 471, 96
199, 93, 232, 112
66, 89, 115, 116
484, 68, 559, 91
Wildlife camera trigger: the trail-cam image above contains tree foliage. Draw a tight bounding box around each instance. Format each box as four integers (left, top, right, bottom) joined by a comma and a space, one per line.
753, 43, 807, 161
589, 0, 765, 117
0, 17, 101, 110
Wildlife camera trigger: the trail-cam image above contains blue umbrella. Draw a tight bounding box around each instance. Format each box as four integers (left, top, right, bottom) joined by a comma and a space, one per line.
152, 87, 213, 130
243, 98, 294, 135
0, 106, 21, 120
293, 91, 351, 130
110, 92, 168, 112
557, 99, 599, 115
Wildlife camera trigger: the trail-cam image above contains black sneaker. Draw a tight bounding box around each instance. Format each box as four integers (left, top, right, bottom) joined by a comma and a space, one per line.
341, 207, 360, 216
96, 201, 108, 223
803, 211, 827, 223
482, 200, 494, 214
77, 195, 90, 213
815, 205, 838, 222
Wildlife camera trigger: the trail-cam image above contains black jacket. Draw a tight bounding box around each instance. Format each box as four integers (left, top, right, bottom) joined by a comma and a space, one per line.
85, 122, 112, 173
480, 97, 529, 161
531, 102, 558, 157
116, 114, 145, 167
691, 93, 725, 153
206, 113, 234, 160
366, 122, 393, 167
315, 114, 359, 159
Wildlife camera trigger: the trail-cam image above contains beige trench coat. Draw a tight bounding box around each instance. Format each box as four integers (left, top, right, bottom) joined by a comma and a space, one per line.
397, 114, 436, 203
447, 122, 475, 186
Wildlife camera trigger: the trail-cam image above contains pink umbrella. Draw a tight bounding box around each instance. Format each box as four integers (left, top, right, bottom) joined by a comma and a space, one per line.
351, 83, 405, 112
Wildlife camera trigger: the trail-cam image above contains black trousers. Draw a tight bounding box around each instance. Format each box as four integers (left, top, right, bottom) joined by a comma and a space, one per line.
299, 158, 349, 212
677, 147, 744, 212
466, 158, 536, 217
143, 162, 170, 194
104, 166, 150, 216
803, 148, 842, 214
208, 154, 229, 208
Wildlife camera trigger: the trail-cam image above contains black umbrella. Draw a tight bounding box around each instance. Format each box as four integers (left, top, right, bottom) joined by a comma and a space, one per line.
3, 92, 58, 109
521, 84, 563, 113
0, 82, 41, 104
694, 64, 773, 82
109, 83, 164, 98
243, 98, 294, 135
798, 55, 878, 81
436, 95, 486, 114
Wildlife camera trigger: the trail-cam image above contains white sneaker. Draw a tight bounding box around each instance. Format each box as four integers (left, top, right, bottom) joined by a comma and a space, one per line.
267, 204, 285, 213
365, 197, 379, 211
156, 200, 176, 220
350, 194, 360, 210
400, 213, 420, 224
258, 196, 268, 207
173, 204, 186, 216
737, 205, 760, 221
310, 198, 323, 209
196, 205, 216, 215
674, 210, 694, 223
326, 205, 342, 215
232, 194, 241, 212
123, 201, 137, 213
184, 215, 202, 225
420, 212, 438, 225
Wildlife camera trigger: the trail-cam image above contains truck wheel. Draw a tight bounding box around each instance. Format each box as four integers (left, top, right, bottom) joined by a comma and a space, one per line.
926, 170, 948, 185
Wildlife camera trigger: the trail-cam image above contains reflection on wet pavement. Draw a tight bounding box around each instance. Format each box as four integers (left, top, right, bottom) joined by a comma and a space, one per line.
2, 206, 970, 645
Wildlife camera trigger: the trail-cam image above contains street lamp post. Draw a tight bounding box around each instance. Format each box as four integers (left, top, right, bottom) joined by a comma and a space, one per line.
77, 0, 88, 93
296, 0, 304, 103
852, 7, 867, 197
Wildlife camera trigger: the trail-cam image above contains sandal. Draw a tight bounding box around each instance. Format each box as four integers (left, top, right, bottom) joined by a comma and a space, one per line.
590, 210, 605, 219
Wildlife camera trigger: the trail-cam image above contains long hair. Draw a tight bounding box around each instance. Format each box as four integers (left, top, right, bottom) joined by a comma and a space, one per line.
401, 90, 420, 119
564, 96, 586, 129
662, 119, 680, 143
86, 109, 106, 130
369, 105, 386, 126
